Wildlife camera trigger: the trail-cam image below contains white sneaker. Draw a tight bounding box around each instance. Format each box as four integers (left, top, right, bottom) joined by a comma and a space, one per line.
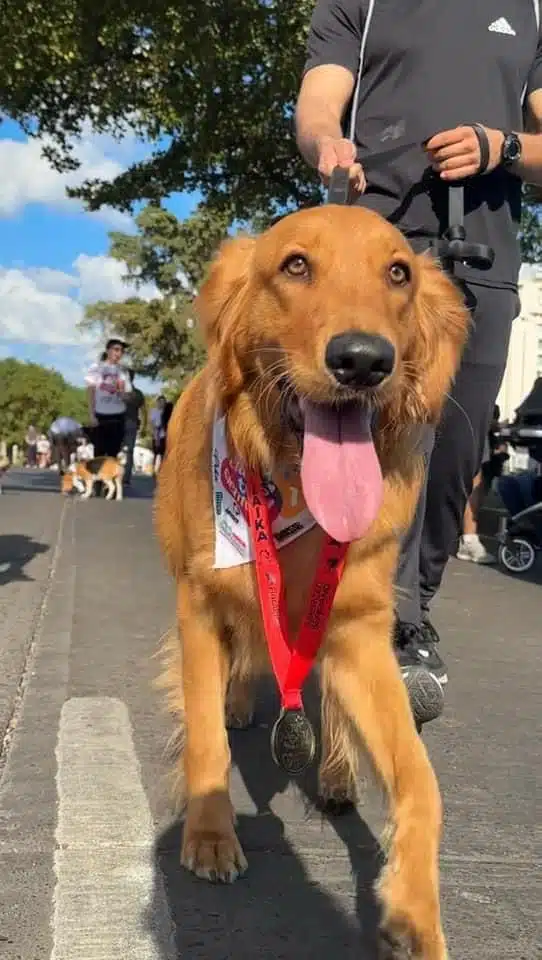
456, 534, 496, 564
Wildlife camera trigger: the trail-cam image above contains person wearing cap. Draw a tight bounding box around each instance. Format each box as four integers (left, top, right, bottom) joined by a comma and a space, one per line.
295, 0, 542, 725
85, 338, 132, 458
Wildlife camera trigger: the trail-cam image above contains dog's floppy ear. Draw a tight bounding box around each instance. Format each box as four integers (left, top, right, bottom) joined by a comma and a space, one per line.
195, 235, 256, 405
407, 253, 469, 422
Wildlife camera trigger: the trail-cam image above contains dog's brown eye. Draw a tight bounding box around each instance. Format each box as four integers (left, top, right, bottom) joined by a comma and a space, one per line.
281, 254, 310, 278
388, 261, 411, 286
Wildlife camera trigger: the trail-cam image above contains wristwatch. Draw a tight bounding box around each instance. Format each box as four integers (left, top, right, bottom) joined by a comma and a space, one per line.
501, 132, 522, 168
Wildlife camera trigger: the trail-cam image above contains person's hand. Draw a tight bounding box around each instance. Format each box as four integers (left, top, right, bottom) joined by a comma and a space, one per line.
424, 126, 504, 180
317, 136, 366, 193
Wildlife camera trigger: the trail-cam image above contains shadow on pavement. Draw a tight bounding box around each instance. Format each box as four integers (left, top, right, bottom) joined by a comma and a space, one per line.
146, 677, 384, 958
2, 468, 61, 495
0, 533, 49, 585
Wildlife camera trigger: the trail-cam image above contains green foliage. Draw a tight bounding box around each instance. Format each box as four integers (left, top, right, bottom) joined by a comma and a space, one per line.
0, 0, 320, 227
2, 0, 542, 260
0, 358, 88, 447
520, 193, 542, 264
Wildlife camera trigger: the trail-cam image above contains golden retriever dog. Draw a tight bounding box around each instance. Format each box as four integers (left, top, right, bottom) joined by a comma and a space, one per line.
155, 205, 468, 958
61, 456, 123, 500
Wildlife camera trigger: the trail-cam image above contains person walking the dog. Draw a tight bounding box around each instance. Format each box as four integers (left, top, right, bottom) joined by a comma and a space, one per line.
85, 338, 131, 458
296, 0, 542, 724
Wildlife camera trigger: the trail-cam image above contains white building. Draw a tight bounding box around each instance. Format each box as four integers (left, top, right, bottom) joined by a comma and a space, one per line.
496, 264, 542, 422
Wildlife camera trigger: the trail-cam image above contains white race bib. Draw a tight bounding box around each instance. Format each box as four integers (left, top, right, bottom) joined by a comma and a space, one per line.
212, 415, 316, 569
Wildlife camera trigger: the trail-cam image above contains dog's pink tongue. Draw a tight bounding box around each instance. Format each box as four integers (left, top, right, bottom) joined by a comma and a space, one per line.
301, 402, 383, 543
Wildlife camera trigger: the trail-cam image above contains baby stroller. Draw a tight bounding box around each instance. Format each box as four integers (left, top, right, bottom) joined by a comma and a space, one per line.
495, 377, 542, 574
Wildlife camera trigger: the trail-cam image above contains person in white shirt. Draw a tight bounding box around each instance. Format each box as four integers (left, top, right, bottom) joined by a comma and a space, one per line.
36, 434, 51, 468
85, 338, 131, 457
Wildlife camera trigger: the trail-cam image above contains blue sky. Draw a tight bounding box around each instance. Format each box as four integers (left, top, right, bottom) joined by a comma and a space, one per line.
0, 117, 198, 390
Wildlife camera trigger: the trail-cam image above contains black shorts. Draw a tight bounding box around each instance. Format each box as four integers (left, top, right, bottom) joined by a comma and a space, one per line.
94, 414, 125, 458
153, 437, 166, 458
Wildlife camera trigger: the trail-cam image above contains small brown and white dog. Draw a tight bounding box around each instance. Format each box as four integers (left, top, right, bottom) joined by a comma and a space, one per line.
61, 456, 124, 500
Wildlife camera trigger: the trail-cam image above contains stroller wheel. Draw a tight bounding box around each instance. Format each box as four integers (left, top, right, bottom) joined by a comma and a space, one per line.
498, 537, 536, 574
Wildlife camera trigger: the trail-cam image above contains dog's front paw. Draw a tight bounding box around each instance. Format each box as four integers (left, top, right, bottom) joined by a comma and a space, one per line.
182, 825, 247, 883
378, 872, 447, 960
182, 797, 247, 883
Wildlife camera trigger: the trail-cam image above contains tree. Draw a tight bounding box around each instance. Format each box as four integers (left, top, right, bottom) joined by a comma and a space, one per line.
520, 198, 542, 264
2, 0, 542, 253
81, 203, 215, 388
0, 0, 319, 227
0, 358, 88, 448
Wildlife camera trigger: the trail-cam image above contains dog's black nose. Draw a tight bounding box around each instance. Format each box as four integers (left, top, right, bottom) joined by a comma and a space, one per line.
325, 331, 395, 389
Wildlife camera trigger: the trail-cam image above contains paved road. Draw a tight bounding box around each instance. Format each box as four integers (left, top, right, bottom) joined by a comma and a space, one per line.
0, 469, 540, 959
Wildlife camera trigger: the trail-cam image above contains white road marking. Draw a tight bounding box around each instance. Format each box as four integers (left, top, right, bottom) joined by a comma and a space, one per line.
52, 697, 175, 959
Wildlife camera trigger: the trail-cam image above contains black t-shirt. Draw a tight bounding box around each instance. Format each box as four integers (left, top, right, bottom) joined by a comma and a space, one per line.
305, 0, 542, 289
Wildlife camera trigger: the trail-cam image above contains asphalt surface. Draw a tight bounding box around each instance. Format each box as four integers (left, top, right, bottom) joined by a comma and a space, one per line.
0, 468, 540, 959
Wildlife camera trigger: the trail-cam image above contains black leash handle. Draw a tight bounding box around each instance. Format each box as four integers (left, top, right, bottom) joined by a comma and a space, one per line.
432, 184, 494, 272
327, 167, 350, 205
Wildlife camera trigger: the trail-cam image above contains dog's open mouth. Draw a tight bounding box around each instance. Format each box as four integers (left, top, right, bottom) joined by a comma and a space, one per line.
280, 383, 384, 543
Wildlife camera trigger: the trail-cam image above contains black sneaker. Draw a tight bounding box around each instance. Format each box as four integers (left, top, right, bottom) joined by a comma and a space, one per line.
394, 618, 446, 725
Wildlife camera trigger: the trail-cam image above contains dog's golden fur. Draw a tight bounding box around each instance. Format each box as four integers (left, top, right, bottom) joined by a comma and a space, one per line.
155, 206, 469, 958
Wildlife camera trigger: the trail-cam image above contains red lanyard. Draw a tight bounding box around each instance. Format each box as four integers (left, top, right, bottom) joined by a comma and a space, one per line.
246, 471, 348, 713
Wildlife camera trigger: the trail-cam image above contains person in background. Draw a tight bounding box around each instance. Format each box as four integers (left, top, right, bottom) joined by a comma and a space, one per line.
25, 424, 38, 468
296, 0, 542, 725
123, 369, 146, 486
77, 435, 94, 462
150, 395, 166, 475
85, 338, 131, 457
456, 405, 508, 563
498, 466, 542, 518
162, 400, 174, 445
49, 416, 83, 473
36, 433, 51, 469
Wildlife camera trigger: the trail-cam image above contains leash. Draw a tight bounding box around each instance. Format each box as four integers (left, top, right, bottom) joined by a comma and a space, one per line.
434, 181, 494, 275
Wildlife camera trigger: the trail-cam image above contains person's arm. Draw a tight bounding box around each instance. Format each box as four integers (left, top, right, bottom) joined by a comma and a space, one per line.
295, 0, 365, 188
84, 364, 99, 425
512, 85, 542, 185
426, 35, 542, 184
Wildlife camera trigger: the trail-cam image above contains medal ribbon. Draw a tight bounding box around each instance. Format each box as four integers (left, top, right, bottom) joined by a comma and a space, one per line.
246, 471, 348, 710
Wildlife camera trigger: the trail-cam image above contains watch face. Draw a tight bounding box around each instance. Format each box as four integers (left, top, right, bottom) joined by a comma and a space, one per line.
504, 135, 521, 162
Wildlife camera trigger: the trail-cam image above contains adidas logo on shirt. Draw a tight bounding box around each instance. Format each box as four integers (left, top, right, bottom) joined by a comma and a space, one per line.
488, 17, 516, 36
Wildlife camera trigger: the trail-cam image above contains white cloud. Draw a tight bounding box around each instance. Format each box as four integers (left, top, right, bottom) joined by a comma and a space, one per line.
0, 122, 148, 227
0, 253, 158, 347
74, 253, 157, 304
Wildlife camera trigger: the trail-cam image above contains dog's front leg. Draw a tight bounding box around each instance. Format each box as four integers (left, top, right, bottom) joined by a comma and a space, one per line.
178, 580, 247, 883
321, 609, 446, 960
80, 478, 93, 499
